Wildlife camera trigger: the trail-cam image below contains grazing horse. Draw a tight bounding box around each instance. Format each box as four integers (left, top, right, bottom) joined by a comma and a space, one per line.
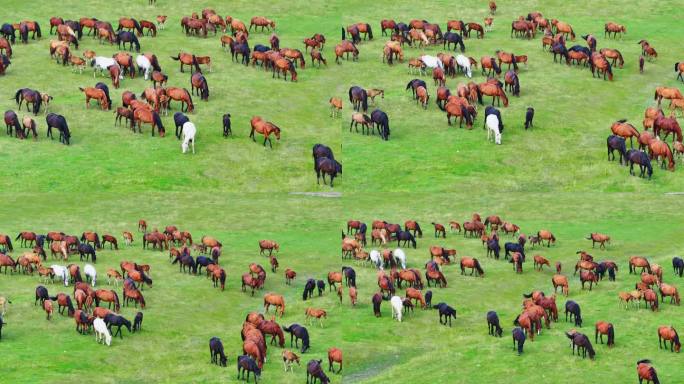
478, 80, 508, 107
306, 360, 329, 384
132, 107, 165, 136
166, 87, 194, 113
334, 40, 358, 63
653, 116, 683, 144
553, 274, 569, 296
4, 110, 21, 137
79, 87, 109, 110
433, 302, 457, 326
649, 139, 675, 171
264, 293, 285, 317
658, 326, 681, 352
315, 157, 342, 187
460, 257, 484, 277
636, 360, 660, 384
604, 22, 626, 38
607, 135, 628, 164
566, 331, 595, 359
590, 52, 613, 80
170, 52, 201, 73
272, 58, 297, 81
15, 88, 43, 115
487, 311, 503, 337
565, 300, 582, 327
626, 150, 653, 179
612, 120, 640, 148
45, 113, 70, 145
348, 86, 368, 112
654, 87, 683, 107
504, 71, 520, 96
512, 327, 526, 354
537, 230, 556, 247
249, 116, 281, 148
283, 324, 309, 353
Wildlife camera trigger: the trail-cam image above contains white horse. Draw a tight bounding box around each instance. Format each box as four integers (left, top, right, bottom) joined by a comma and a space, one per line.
420, 55, 444, 71
393, 248, 407, 269
51, 265, 69, 286
181, 121, 196, 154
91, 57, 120, 78
84, 264, 97, 287
390, 296, 403, 322
369, 250, 383, 270
136, 55, 152, 80
486, 114, 502, 145
94, 317, 112, 346
455, 54, 473, 78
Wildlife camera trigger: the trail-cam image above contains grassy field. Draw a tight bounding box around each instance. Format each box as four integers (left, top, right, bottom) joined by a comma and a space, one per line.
2, 0, 684, 383
1, 192, 684, 384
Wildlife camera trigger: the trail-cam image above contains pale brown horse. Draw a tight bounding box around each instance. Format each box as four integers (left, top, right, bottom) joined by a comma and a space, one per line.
533, 255, 550, 271
599, 48, 624, 68
639, 40, 657, 60
659, 283, 680, 305
272, 58, 298, 81
654, 87, 683, 107
604, 22, 626, 38
478, 81, 508, 107
611, 120, 640, 148
250, 116, 281, 148
263, 293, 285, 317
79, 87, 109, 110
552, 274, 569, 296
250, 17, 275, 32
551, 19, 575, 40
658, 326, 681, 352
649, 138, 675, 170
94, 289, 120, 312
595, 321, 615, 347
460, 257, 484, 277
587, 233, 610, 249
629, 256, 651, 274
335, 41, 358, 63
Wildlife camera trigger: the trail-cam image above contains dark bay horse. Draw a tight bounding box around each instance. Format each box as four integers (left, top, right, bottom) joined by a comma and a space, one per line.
190, 72, 209, 101
45, 113, 70, 144
315, 157, 342, 187
15, 88, 43, 115
348, 86, 368, 112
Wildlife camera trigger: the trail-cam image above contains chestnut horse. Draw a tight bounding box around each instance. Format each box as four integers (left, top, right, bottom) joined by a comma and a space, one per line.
552, 274, 569, 296
249, 116, 281, 148
636, 360, 660, 384
649, 139, 675, 171
611, 119, 640, 148
272, 58, 297, 81
79, 87, 109, 110
132, 108, 165, 136
653, 116, 682, 143
658, 326, 681, 352
478, 80, 508, 107
263, 293, 285, 317
334, 41, 358, 63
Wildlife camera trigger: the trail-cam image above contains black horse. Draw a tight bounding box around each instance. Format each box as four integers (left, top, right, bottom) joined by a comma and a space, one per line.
565, 300, 582, 327
116, 31, 140, 52
504, 242, 525, 261
406, 79, 427, 99
1, 24, 15, 44
237, 355, 261, 382
313, 143, 335, 162
487, 311, 503, 337
195, 256, 215, 275
173, 112, 190, 139
4, 110, 21, 136
607, 135, 627, 164
45, 113, 71, 145
302, 278, 315, 300
673, 256, 684, 277
433, 302, 457, 326
524, 107, 535, 129
253, 44, 269, 53
78, 243, 97, 263
370, 109, 390, 141
395, 231, 416, 249
95, 82, 112, 110
483, 106, 504, 132
627, 149, 653, 179
307, 359, 330, 384
512, 327, 526, 355
223, 113, 232, 137
551, 42, 570, 64
487, 238, 500, 259
231, 42, 250, 65
317, 280, 325, 296
342, 266, 356, 287
443, 32, 465, 52
35, 285, 49, 305
425, 290, 432, 307
566, 331, 595, 359
314, 157, 342, 187
348, 86, 368, 112
283, 323, 309, 353
209, 337, 228, 366
172, 254, 197, 274
133, 311, 143, 332
104, 313, 132, 338
394, 23, 410, 34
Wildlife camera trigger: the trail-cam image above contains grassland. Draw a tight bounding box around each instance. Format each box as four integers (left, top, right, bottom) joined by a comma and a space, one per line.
1, 0, 684, 383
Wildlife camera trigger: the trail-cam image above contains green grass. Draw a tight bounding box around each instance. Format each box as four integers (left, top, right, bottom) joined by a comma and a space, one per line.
2, 0, 684, 383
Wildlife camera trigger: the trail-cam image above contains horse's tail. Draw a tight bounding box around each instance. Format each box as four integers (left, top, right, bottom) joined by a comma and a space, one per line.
415, 222, 422, 237
14, 89, 22, 104
348, 87, 354, 103
405, 81, 413, 91
474, 258, 484, 275
607, 324, 614, 345
170, 54, 180, 61
133, 19, 142, 34
361, 91, 368, 112
152, 111, 164, 131
341, 27, 345, 41
366, 24, 373, 40
570, 27, 575, 40
491, 58, 500, 74
676, 62, 680, 72
513, 314, 520, 325
475, 86, 483, 104
458, 39, 465, 53
654, 89, 659, 100
511, 54, 518, 70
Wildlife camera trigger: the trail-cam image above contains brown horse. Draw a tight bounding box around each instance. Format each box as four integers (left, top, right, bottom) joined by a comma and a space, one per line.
335, 41, 358, 63
595, 321, 615, 347
478, 81, 508, 107
79, 87, 109, 110
629, 256, 652, 274
165, 87, 194, 113
611, 119, 640, 148
108, 65, 121, 88
637, 360, 660, 384
537, 230, 556, 247
552, 274, 569, 296
132, 107, 165, 136
590, 52, 613, 81
380, 19, 396, 36
551, 19, 575, 39
658, 326, 681, 352
272, 58, 298, 81
94, 289, 120, 312
466, 23, 484, 38
654, 87, 683, 106
249, 17, 275, 32
263, 293, 285, 317
496, 50, 518, 71
305, 307, 327, 327
259, 240, 279, 256
659, 283, 680, 305
599, 48, 624, 68
533, 255, 550, 271
604, 22, 626, 38
460, 257, 484, 277
0, 37, 12, 58
250, 116, 281, 148
170, 52, 201, 73
649, 139, 675, 170
639, 40, 657, 61
653, 116, 683, 143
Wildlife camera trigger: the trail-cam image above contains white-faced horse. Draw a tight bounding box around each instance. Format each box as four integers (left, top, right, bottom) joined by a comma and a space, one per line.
84, 264, 97, 287
94, 317, 112, 346
456, 54, 473, 78
51, 265, 69, 286
486, 114, 502, 144
393, 248, 407, 269
369, 250, 383, 270
420, 55, 444, 72
181, 121, 196, 154
390, 296, 403, 322
135, 55, 152, 80
91, 57, 121, 78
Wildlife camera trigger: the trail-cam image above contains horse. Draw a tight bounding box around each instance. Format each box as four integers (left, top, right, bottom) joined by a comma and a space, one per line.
264, 293, 285, 317
209, 337, 228, 366
237, 355, 261, 383
511, 327, 526, 354
4, 110, 21, 137
115, 31, 140, 52
283, 324, 309, 353
180, 121, 196, 154
565, 300, 582, 327
552, 274, 569, 296
537, 230, 556, 247
15, 88, 43, 115
370, 109, 390, 141
166, 87, 194, 113
348, 86, 368, 112
45, 113, 70, 145
590, 52, 613, 80
658, 326, 681, 352
653, 116, 683, 144
104, 313, 131, 339
389, 296, 403, 322
94, 289, 120, 312
607, 135, 628, 164
599, 48, 624, 68
79, 87, 109, 110
486, 114, 502, 144
655, 86, 683, 107
460, 257, 484, 277
433, 302, 457, 326
93, 318, 112, 346
604, 22, 626, 38
305, 359, 329, 384
566, 331, 595, 359
334, 41, 358, 63
486, 311, 503, 337
626, 150, 653, 179
637, 360, 660, 384
504, 70, 520, 96
249, 116, 281, 148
